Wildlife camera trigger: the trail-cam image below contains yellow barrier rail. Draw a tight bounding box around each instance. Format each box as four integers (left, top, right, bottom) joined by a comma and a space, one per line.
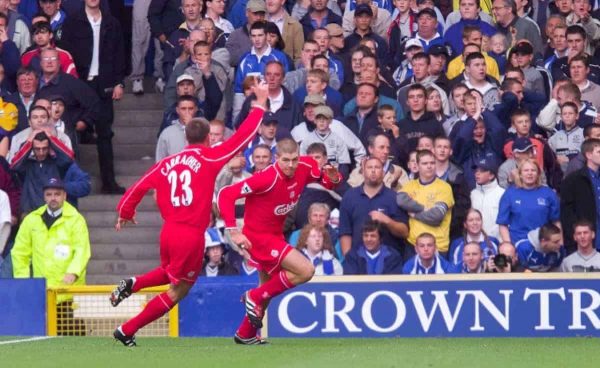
47, 285, 178, 337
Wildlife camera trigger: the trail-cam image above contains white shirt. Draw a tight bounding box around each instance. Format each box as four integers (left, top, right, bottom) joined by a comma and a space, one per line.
87, 12, 102, 79
269, 88, 284, 113
207, 15, 234, 34
268, 14, 285, 35
0, 190, 11, 224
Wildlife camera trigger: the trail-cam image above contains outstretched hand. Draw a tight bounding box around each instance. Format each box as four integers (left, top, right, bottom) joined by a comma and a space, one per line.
116, 217, 137, 231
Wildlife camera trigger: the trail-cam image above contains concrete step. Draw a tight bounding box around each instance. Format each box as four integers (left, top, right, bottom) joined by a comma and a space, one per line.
80, 158, 154, 177
78, 142, 155, 162
87, 259, 160, 275
89, 226, 161, 244
85, 211, 162, 228
89, 175, 142, 192
115, 93, 163, 110
113, 126, 158, 145
91, 243, 159, 260
86, 274, 125, 285
79, 194, 157, 212
113, 109, 164, 128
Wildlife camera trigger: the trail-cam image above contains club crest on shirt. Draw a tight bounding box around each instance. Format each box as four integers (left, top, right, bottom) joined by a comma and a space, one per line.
271, 250, 279, 258
290, 190, 295, 198
241, 183, 252, 194
537, 197, 546, 206
187, 271, 195, 277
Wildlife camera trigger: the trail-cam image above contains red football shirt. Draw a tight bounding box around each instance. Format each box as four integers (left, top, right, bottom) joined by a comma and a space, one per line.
117, 106, 265, 230
217, 156, 339, 235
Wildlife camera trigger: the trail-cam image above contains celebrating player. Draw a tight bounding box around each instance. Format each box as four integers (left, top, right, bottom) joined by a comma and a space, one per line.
109, 82, 269, 347
217, 138, 341, 345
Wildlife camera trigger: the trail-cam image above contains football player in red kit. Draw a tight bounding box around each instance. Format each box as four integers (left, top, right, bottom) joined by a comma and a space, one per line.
217, 138, 341, 344
108, 83, 269, 347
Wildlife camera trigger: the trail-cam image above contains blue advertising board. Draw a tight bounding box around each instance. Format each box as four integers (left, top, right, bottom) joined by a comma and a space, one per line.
0, 279, 46, 336
265, 274, 600, 338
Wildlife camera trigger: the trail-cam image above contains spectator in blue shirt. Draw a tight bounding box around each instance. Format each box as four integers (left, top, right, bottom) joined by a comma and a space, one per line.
339, 156, 409, 256
403, 232, 457, 274
343, 219, 403, 275
449, 208, 499, 267
516, 223, 566, 272
497, 158, 561, 244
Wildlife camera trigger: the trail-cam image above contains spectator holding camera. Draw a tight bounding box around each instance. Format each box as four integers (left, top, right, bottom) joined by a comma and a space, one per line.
560, 220, 600, 272
515, 223, 566, 272
485, 241, 522, 273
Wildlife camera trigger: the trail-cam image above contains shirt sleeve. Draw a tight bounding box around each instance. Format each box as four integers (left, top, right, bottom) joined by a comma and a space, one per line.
216, 168, 276, 229
548, 189, 561, 222
496, 189, 512, 226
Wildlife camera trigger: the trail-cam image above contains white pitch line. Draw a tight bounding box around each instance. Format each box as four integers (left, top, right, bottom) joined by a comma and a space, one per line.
0, 336, 56, 345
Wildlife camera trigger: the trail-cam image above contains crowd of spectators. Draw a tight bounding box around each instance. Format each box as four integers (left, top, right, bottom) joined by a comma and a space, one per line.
3, 0, 600, 287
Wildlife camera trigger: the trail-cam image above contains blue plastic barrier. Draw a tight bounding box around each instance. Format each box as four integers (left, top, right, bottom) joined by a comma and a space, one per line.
0, 279, 46, 336
178, 276, 258, 337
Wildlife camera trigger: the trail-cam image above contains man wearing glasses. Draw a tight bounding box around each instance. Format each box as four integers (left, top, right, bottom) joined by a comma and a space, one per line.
492, 0, 543, 56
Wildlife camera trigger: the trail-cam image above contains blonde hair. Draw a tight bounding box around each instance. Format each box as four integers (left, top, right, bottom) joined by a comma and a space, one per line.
514, 158, 543, 188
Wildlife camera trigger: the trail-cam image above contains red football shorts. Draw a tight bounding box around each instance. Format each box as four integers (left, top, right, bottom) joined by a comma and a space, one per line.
244, 230, 293, 275
159, 222, 205, 284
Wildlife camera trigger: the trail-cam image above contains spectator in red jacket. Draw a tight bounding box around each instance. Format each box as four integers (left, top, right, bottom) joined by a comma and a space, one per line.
21, 22, 78, 78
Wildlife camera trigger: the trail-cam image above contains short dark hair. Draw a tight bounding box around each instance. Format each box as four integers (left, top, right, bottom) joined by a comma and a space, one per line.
193, 40, 211, 51
560, 101, 578, 112
465, 51, 485, 66
29, 105, 49, 119
362, 219, 382, 236
310, 54, 329, 69
17, 67, 38, 79
504, 66, 525, 79
185, 117, 210, 144
411, 52, 430, 65
582, 138, 600, 155
407, 83, 427, 97
584, 124, 600, 138
265, 59, 284, 73
249, 21, 267, 33
462, 24, 482, 40
367, 133, 389, 148
265, 21, 285, 50
573, 219, 595, 232
566, 24, 587, 40
33, 131, 49, 142
416, 149, 434, 163
357, 82, 379, 97
176, 95, 198, 106
558, 81, 582, 102
306, 142, 327, 156
510, 107, 531, 123
252, 143, 273, 156
538, 223, 562, 241
501, 78, 522, 92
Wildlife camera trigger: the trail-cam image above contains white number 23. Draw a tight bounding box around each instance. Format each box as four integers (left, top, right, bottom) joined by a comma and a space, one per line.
167, 170, 193, 207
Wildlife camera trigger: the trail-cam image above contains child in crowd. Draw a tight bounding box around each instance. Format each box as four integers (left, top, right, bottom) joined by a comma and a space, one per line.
548, 102, 584, 172
488, 33, 508, 74
50, 96, 66, 135
406, 151, 419, 179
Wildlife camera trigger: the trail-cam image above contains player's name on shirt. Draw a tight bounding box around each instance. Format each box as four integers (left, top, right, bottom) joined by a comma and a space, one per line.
160, 152, 202, 176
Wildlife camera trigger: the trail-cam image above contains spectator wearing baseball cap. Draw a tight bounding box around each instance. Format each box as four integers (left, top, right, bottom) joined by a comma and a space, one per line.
413, 7, 445, 53
392, 38, 424, 86
512, 40, 546, 97
497, 137, 548, 189
225, 0, 267, 67
159, 74, 204, 135
341, 0, 392, 40
344, 3, 389, 63
470, 158, 505, 239
428, 44, 451, 92
299, 0, 342, 41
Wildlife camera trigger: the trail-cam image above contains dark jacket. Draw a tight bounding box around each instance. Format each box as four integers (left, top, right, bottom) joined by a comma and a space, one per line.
201, 261, 239, 276
37, 73, 100, 134
0, 40, 20, 93
344, 29, 389, 64
560, 167, 598, 254
235, 87, 302, 139
148, 0, 184, 38
5, 93, 31, 134
60, 8, 126, 92
400, 111, 445, 151
299, 8, 342, 39
63, 162, 91, 208
343, 106, 380, 149
10, 136, 75, 213
343, 244, 403, 275
0, 157, 20, 217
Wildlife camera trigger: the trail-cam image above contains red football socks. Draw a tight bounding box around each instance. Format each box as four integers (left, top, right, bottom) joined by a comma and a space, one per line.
236, 316, 258, 339
121, 292, 175, 336
248, 270, 293, 305
132, 267, 170, 292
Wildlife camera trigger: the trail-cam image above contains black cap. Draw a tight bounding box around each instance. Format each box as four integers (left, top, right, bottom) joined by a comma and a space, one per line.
472, 158, 498, 175
417, 8, 437, 19
513, 41, 534, 55
354, 4, 373, 17
262, 112, 278, 125
43, 177, 65, 191
428, 44, 449, 58
513, 137, 534, 153
48, 94, 65, 104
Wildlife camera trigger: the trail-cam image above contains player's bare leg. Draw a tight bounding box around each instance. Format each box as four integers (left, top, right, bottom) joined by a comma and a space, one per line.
242, 249, 315, 329
114, 280, 194, 346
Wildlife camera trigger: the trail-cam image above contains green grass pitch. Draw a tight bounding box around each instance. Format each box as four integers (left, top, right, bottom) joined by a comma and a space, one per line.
1, 337, 599, 368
